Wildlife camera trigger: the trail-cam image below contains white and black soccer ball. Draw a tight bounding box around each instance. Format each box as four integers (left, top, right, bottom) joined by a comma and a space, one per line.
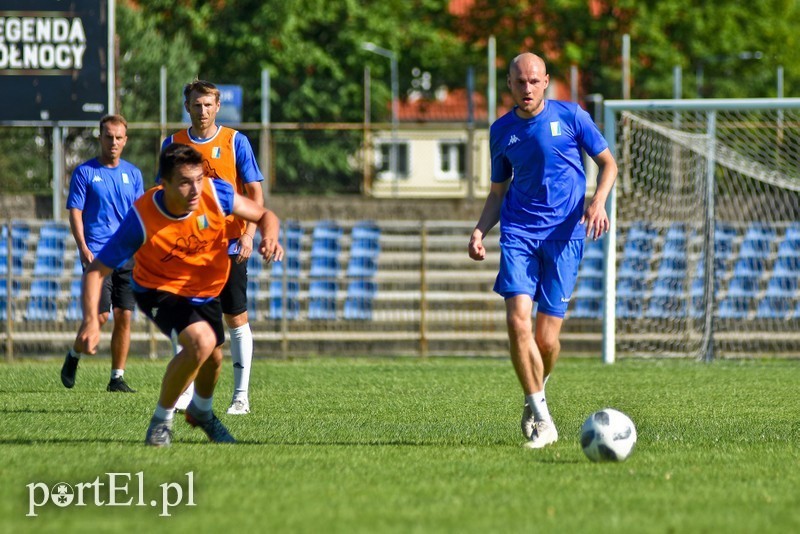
580, 408, 637, 462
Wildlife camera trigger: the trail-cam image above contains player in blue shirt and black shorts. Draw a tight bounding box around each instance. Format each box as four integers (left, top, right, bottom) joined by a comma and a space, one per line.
469, 53, 618, 449
61, 114, 145, 392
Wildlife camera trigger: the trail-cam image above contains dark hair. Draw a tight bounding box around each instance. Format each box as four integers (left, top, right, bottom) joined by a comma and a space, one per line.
159, 143, 204, 181
183, 79, 220, 102
99, 114, 127, 133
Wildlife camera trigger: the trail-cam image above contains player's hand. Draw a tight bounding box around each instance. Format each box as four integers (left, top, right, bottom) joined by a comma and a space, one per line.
234, 233, 254, 264
581, 201, 610, 241
75, 320, 100, 355
468, 229, 486, 261
259, 237, 284, 264
79, 249, 94, 268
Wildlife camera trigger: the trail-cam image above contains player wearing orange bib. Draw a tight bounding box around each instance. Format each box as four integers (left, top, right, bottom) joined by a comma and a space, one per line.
75, 144, 284, 446
162, 79, 265, 415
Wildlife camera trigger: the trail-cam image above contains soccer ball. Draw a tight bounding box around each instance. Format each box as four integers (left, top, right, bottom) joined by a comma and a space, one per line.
580, 408, 637, 462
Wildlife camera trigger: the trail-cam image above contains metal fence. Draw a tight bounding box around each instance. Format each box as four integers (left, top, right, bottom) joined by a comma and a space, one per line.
3, 219, 533, 360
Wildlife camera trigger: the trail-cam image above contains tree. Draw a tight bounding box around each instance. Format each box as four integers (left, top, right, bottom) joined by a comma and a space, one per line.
455, 0, 800, 100
122, 0, 468, 193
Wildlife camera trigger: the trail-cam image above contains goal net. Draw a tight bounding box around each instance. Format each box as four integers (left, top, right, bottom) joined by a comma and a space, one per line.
600, 99, 800, 360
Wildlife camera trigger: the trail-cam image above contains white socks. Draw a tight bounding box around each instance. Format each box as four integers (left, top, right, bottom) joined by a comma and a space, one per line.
154, 403, 175, 422
229, 324, 253, 397
191, 392, 213, 413
111, 369, 124, 380
525, 391, 553, 424
69, 348, 81, 360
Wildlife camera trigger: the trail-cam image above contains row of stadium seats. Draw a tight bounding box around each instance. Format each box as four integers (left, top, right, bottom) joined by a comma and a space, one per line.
1, 220, 382, 322
258, 221, 381, 321
570, 221, 800, 320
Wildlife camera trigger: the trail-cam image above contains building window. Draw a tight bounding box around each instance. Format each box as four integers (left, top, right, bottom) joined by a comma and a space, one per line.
376, 141, 409, 180
437, 141, 466, 180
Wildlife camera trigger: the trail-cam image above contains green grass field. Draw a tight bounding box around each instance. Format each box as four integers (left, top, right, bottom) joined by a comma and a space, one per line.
1, 356, 798, 533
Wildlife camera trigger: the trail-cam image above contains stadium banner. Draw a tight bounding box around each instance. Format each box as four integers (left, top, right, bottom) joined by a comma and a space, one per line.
0, 0, 111, 122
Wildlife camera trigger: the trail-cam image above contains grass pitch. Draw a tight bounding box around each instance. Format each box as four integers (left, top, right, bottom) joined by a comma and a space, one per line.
1, 356, 798, 533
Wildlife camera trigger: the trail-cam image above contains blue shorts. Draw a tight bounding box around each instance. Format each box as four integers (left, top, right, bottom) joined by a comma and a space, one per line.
493, 234, 584, 318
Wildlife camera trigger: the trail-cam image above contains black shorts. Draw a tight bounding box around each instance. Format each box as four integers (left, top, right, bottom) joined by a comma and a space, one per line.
134, 289, 225, 348
219, 255, 248, 316
97, 258, 136, 314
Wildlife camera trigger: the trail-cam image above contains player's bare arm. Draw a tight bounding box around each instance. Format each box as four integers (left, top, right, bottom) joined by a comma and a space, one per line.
581, 148, 618, 240
231, 193, 284, 263
469, 181, 508, 261
69, 207, 94, 266
234, 180, 265, 264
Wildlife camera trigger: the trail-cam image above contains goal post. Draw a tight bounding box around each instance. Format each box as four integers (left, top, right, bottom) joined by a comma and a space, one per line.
601, 98, 800, 363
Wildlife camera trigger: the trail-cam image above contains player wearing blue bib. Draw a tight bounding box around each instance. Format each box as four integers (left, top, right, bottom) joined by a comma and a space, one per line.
469, 53, 618, 449
61, 114, 145, 393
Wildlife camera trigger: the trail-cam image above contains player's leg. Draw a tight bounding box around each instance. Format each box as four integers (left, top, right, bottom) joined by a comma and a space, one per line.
522, 239, 584, 449
494, 233, 545, 442
107, 308, 135, 391
136, 290, 215, 446
184, 301, 235, 443
61, 277, 111, 389
107, 261, 136, 392
221, 258, 252, 415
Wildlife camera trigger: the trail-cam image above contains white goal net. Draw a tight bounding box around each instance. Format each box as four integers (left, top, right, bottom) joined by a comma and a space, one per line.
601, 99, 800, 360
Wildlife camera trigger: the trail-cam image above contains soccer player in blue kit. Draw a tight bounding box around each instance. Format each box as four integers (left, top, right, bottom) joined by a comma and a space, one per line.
469, 53, 618, 449
61, 114, 145, 392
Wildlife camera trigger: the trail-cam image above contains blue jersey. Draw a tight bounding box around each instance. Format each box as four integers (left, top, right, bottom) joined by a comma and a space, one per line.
96, 178, 236, 281
66, 158, 145, 254
490, 100, 608, 240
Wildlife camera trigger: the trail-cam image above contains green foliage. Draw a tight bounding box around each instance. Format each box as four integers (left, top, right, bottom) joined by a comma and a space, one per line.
0, 128, 50, 195
1, 358, 799, 532
116, 2, 200, 122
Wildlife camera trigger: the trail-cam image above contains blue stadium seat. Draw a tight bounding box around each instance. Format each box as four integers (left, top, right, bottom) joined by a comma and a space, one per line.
309, 221, 342, 278
733, 256, 767, 277
65, 279, 83, 321
350, 222, 381, 257
718, 296, 751, 319
617, 276, 647, 297
584, 238, 604, 259
726, 275, 760, 297
574, 275, 603, 298
247, 279, 260, 319
269, 280, 300, 320
646, 295, 686, 319
26, 279, 60, 321
247, 254, 263, 277
651, 275, 685, 297
569, 297, 603, 319
580, 256, 603, 276
346, 256, 378, 278
0, 255, 24, 276
616, 297, 644, 319
618, 257, 650, 278
755, 296, 793, 319
0, 279, 21, 321
773, 256, 800, 276
32, 253, 65, 277
308, 280, 337, 320
343, 280, 377, 320
39, 222, 70, 241
662, 224, 687, 258
776, 233, 800, 258
622, 229, 655, 259
764, 274, 797, 297
656, 256, 687, 277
